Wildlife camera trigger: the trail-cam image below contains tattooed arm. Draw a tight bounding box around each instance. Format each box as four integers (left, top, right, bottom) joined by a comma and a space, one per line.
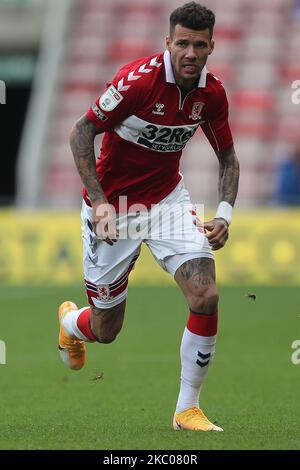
203, 146, 240, 250
70, 115, 117, 245
216, 145, 240, 207
70, 114, 105, 204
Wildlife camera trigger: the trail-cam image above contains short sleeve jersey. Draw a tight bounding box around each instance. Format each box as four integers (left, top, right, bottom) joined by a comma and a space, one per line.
85, 50, 233, 210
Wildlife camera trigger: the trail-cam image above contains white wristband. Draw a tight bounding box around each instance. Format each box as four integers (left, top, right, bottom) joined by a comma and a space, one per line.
215, 201, 233, 225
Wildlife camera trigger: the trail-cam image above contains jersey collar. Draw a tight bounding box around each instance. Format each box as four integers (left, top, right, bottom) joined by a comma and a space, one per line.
163, 49, 207, 88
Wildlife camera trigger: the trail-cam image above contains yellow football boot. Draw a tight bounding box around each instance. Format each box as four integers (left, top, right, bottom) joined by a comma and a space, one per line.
173, 407, 223, 431
58, 301, 86, 370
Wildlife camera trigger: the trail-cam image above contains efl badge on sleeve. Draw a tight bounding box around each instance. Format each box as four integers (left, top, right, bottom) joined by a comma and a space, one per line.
99, 85, 124, 112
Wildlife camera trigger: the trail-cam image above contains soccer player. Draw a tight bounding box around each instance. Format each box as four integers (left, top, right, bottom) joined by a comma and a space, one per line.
59, 2, 239, 431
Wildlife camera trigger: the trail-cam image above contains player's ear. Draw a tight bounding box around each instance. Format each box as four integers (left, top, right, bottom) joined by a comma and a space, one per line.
208, 39, 215, 55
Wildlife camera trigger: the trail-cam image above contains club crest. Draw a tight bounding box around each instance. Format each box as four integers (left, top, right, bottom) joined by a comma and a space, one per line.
97, 285, 110, 301
189, 102, 204, 121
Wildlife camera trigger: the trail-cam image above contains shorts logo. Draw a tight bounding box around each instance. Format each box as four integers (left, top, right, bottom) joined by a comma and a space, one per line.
97, 285, 110, 301
99, 85, 124, 112
92, 104, 108, 121
189, 102, 204, 121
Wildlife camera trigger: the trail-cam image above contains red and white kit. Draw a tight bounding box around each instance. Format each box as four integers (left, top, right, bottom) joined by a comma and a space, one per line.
82, 50, 233, 308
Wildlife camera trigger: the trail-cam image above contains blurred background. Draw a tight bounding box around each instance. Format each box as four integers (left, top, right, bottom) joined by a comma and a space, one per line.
1, 0, 300, 284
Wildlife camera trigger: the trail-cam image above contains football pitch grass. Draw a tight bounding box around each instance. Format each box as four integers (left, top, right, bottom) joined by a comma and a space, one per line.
0, 284, 299, 450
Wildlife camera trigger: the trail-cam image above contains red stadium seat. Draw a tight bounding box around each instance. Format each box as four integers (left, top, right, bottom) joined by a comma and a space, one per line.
108, 39, 157, 63
232, 90, 274, 111
280, 64, 300, 83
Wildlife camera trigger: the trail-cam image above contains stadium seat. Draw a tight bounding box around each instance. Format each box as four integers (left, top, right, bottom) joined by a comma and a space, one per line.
232, 90, 274, 111
280, 64, 300, 84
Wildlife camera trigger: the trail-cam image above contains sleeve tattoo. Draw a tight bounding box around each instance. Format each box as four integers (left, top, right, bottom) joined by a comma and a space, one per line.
216, 146, 240, 206
70, 115, 106, 204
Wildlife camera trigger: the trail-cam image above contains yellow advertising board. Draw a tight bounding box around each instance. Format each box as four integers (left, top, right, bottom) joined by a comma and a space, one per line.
0, 209, 299, 285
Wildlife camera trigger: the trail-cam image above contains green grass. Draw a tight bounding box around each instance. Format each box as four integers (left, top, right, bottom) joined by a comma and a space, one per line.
0, 285, 300, 450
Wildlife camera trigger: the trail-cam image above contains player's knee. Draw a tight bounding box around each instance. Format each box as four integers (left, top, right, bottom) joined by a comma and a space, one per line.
188, 287, 219, 315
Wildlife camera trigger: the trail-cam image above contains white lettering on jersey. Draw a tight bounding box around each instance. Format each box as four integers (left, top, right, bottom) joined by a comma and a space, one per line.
99, 85, 124, 112
115, 115, 199, 152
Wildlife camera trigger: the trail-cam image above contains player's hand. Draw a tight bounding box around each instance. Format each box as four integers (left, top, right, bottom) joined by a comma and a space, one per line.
204, 218, 229, 251
92, 201, 118, 246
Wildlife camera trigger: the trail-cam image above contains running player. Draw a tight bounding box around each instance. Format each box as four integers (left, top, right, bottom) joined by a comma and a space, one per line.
58, 1, 239, 431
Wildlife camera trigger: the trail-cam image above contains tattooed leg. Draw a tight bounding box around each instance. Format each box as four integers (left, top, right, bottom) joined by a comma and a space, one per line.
174, 258, 219, 315
174, 257, 220, 415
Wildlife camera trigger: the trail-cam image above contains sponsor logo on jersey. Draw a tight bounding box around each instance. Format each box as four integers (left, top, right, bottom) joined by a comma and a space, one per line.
137, 123, 198, 152
189, 102, 204, 121
152, 103, 165, 115
99, 85, 124, 112
92, 104, 108, 121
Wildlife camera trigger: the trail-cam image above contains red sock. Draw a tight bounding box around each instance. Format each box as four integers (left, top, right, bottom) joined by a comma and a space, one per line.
77, 308, 97, 342
187, 310, 218, 336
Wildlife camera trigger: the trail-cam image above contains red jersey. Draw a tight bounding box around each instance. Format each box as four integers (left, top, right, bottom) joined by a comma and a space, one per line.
85, 50, 233, 210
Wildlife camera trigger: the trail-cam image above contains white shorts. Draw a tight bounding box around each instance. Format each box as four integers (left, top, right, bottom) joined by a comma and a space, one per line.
82, 180, 214, 309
